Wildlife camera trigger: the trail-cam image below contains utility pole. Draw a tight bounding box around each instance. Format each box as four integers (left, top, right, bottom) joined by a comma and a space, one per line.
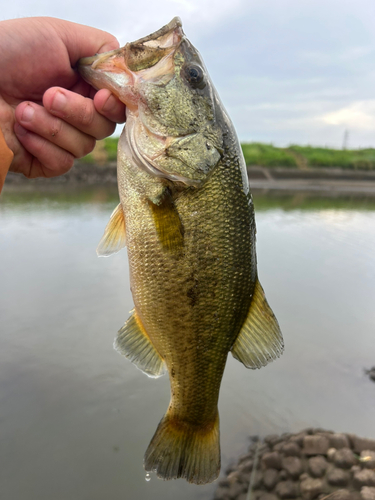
342, 129, 349, 150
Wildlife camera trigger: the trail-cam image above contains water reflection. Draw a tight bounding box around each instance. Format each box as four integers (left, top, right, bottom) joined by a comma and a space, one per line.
1, 186, 375, 500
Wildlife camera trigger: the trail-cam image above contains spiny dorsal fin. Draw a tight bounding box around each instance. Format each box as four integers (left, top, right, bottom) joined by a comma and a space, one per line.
115, 309, 166, 378
148, 190, 184, 254
97, 203, 126, 257
231, 278, 284, 369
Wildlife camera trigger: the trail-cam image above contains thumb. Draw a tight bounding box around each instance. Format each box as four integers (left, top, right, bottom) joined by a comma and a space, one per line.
50, 18, 120, 65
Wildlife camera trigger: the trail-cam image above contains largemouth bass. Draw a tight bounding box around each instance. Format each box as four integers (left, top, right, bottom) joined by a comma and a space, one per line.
79, 17, 283, 485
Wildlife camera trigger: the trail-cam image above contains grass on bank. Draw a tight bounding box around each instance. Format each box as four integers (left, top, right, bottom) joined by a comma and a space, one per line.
242, 143, 375, 170
82, 138, 375, 170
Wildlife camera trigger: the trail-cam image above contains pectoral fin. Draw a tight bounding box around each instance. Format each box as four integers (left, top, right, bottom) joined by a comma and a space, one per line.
115, 309, 166, 378
231, 279, 284, 369
97, 203, 126, 257
149, 190, 184, 254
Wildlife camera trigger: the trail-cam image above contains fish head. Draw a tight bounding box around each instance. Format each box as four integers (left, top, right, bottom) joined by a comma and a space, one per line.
78, 17, 224, 187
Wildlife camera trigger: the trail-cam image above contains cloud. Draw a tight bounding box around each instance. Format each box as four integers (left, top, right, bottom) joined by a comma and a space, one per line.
321, 101, 375, 130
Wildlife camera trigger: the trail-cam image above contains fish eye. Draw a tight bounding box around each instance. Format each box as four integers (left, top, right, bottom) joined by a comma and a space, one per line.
185, 65, 205, 89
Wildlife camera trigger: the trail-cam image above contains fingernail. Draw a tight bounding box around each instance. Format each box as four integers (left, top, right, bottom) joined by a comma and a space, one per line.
14, 123, 28, 137
51, 91, 67, 112
21, 104, 34, 122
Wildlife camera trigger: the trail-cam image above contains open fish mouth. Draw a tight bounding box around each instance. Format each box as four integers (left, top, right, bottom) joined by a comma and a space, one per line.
78, 17, 184, 108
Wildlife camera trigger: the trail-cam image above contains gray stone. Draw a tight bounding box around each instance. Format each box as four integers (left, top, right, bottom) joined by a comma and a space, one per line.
251, 471, 264, 489
239, 459, 254, 474
261, 451, 282, 470
263, 468, 279, 490
361, 487, 375, 500
258, 444, 272, 455
282, 441, 302, 457
333, 448, 356, 469
275, 480, 299, 499
327, 468, 350, 486
360, 451, 375, 469
273, 442, 284, 452
348, 436, 375, 453
308, 456, 328, 477
290, 432, 308, 447
330, 434, 351, 450
214, 486, 230, 500
238, 472, 251, 486
326, 489, 352, 500
354, 469, 375, 488
239, 453, 253, 464
259, 494, 279, 500
227, 471, 242, 483
238, 494, 248, 500
279, 470, 288, 480
228, 481, 246, 498
353, 493, 365, 500
327, 448, 337, 461
303, 435, 330, 456
300, 473, 310, 481
282, 456, 303, 479
300, 478, 325, 500
219, 479, 231, 488
265, 434, 283, 447
252, 490, 265, 500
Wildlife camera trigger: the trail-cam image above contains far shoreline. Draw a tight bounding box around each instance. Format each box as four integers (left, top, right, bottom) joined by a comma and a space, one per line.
4, 162, 375, 195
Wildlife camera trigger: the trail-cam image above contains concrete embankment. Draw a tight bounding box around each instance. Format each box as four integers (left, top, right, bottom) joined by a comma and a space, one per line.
247, 167, 375, 194
4, 162, 375, 195
213, 428, 375, 500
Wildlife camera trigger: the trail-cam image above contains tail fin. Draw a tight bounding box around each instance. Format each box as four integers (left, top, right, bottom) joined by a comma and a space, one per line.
144, 409, 220, 485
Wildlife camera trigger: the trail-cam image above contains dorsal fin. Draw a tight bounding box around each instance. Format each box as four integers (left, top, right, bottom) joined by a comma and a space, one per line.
231, 279, 284, 369
96, 203, 126, 257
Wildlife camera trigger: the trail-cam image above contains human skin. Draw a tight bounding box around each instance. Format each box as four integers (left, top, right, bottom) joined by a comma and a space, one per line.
0, 17, 126, 179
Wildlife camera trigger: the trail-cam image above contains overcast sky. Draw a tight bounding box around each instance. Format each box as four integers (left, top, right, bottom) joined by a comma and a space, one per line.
2, 0, 375, 148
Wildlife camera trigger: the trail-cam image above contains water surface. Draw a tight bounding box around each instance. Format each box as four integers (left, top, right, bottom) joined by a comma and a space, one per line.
1, 186, 374, 500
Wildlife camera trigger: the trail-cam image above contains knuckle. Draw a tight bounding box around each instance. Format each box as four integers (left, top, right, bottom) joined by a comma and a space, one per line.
50, 118, 63, 138
80, 137, 96, 158
97, 122, 116, 141
80, 101, 95, 128
59, 152, 74, 174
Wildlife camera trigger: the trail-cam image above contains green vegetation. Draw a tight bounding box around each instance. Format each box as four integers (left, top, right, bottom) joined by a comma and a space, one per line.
82, 137, 375, 170
242, 143, 375, 170
287, 145, 375, 170
81, 137, 118, 163
241, 143, 297, 168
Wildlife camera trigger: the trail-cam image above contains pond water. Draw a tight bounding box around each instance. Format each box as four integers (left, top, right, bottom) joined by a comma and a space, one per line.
1, 185, 375, 500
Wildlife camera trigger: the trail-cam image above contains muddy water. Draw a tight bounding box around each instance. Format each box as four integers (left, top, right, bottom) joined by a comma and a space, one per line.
1, 186, 374, 500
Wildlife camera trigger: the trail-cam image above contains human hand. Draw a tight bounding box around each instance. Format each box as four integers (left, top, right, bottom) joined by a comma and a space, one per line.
0, 17, 125, 178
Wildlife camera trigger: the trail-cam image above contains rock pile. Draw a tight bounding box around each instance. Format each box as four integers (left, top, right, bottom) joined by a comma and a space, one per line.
213, 429, 375, 500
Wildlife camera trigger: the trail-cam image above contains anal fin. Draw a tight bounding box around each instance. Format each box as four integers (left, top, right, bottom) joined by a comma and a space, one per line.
115, 309, 166, 378
231, 278, 284, 369
97, 203, 126, 257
